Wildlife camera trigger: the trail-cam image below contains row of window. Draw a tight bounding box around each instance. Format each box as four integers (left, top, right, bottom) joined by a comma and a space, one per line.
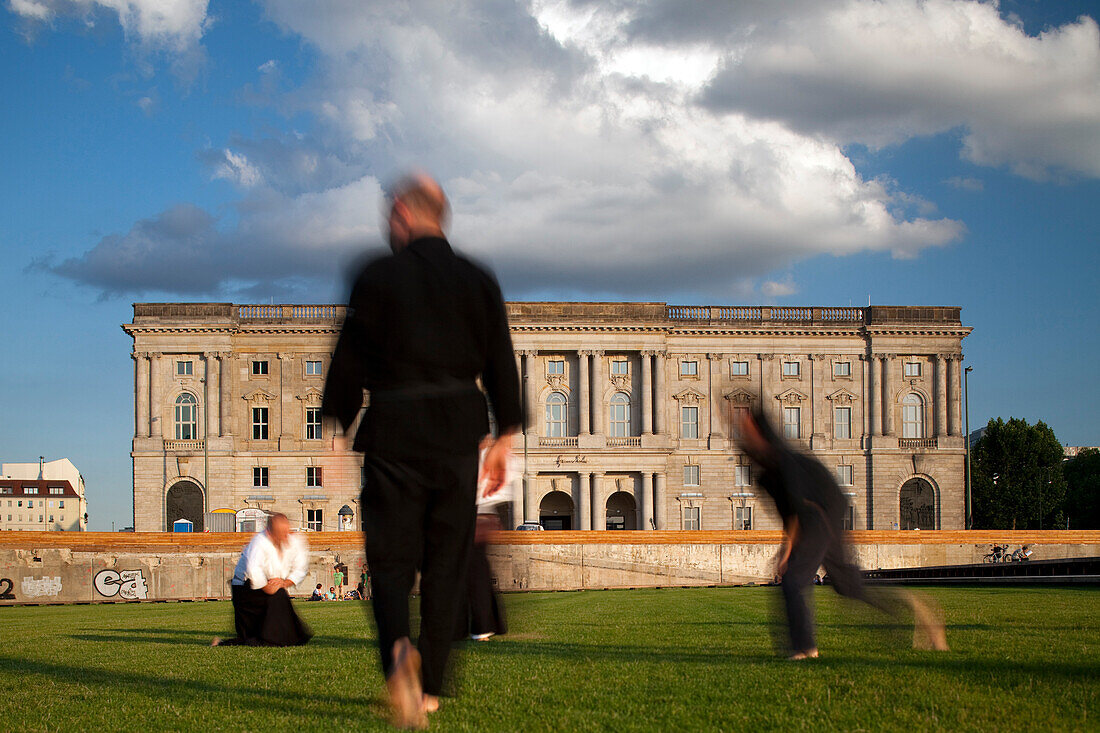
250, 466, 324, 488
173, 396, 324, 441
3, 499, 67, 508
0, 486, 66, 495
681, 464, 854, 487
542, 358, 923, 379
3, 514, 69, 524
175, 359, 325, 377
542, 394, 926, 439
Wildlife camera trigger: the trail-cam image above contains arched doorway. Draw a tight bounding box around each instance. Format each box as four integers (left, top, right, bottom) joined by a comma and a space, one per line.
166, 480, 204, 532
539, 491, 573, 530
900, 478, 936, 530
606, 491, 637, 530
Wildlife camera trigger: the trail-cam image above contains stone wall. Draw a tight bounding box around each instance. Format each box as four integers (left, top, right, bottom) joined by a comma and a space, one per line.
2, 531, 1097, 604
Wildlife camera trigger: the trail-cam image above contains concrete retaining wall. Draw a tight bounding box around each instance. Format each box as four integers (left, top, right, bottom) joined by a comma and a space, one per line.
2, 531, 1098, 604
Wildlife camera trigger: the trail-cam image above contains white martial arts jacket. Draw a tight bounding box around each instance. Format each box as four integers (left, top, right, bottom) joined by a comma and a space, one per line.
231, 531, 310, 590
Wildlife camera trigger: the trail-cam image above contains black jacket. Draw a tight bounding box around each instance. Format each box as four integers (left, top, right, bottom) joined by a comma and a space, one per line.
322, 237, 522, 458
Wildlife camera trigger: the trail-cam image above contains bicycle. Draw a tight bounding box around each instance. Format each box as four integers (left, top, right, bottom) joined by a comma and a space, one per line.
982, 544, 1010, 563
1008, 545, 1033, 562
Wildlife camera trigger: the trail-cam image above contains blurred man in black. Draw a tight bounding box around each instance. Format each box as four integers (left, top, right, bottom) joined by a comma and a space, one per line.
323, 173, 521, 728
737, 407, 947, 659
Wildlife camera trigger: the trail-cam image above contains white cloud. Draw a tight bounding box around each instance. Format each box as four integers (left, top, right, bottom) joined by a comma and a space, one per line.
9, 0, 209, 53
761, 277, 799, 299
944, 176, 985, 192
209, 149, 263, 188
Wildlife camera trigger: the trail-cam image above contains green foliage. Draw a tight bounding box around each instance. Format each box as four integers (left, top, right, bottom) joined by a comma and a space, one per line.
1, 588, 1098, 731
1064, 448, 1100, 529
971, 417, 1067, 529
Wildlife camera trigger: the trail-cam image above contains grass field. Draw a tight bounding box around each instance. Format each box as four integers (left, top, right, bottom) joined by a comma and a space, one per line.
1, 586, 1097, 731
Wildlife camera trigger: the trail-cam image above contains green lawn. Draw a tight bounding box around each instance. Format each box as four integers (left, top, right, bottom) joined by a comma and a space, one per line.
1, 587, 1097, 731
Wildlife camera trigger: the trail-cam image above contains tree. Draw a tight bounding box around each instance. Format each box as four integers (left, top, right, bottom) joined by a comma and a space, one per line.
971, 417, 1066, 530
1063, 448, 1100, 529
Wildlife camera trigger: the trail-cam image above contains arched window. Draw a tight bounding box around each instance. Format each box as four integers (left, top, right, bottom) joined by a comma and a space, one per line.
609, 392, 631, 437
902, 393, 924, 438
174, 393, 198, 440
545, 392, 567, 437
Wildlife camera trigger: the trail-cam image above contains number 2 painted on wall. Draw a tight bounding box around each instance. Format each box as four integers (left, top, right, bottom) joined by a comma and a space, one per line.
0, 578, 14, 600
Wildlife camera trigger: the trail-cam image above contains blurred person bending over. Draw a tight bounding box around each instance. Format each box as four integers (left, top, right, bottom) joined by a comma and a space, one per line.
737, 408, 948, 659
322, 173, 521, 728
213, 512, 312, 647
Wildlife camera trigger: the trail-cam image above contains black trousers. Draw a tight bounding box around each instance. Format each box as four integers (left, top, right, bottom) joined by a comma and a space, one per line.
219, 584, 312, 647
781, 503, 904, 653
455, 538, 507, 639
362, 452, 479, 696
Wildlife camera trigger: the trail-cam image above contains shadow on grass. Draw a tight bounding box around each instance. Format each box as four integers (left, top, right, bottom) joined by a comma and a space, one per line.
0, 655, 387, 725
70, 628, 374, 649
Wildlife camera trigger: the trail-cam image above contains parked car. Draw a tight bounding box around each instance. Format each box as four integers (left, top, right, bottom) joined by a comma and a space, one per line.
516, 522, 544, 531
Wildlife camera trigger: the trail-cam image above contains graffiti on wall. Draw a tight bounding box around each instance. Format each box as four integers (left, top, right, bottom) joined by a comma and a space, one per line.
21, 576, 63, 597
93, 569, 149, 600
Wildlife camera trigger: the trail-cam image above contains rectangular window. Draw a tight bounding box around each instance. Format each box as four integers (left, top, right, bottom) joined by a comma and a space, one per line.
680, 406, 699, 439
782, 361, 801, 377
734, 465, 750, 487
730, 406, 749, 439
783, 407, 801, 439
252, 407, 269, 440
683, 464, 700, 486
547, 360, 565, 375
305, 360, 323, 376
306, 467, 323, 487
58, 500, 64, 509
305, 408, 322, 440
49, 486, 63, 495
17, 501, 22, 508
837, 465, 854, 486
24, 486, 38, 495
252, 467, 269, 488
734, 505, 752, 530
306, 509, 323, 532
611, 360, 629, 375
904, 361, 921, 377
842, 505, 855, 531
49, 515, 54, 523
680, 361, 698, 376
834, 406, 852, 439
48, 500, 54, 508
682, 506, 701, 530
27, 501, 33, 508
251, 360, 269, 376
0, 486, 11, 495
176, 360, 193, 376
834, 361, 851, 377
730, 360, 749, 376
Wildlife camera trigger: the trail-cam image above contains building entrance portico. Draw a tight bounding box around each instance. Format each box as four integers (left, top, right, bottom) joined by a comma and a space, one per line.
605, 491, 637, 530
539, 490, 574, 530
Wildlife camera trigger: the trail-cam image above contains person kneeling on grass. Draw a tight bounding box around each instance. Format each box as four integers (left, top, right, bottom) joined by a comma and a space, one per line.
310, 584, 325, 601
212, 513, 313, 647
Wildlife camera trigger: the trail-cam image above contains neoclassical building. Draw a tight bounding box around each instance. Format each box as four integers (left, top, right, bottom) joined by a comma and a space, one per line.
124, 302, 970, 532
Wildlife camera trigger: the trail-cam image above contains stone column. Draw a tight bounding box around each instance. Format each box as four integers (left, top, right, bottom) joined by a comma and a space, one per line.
809, 354, 825, 442
522, 351, 538, 434
204, 352, 220, 438
578, 350, 591, 435
654, 473, 667, 530
134, 352, 150, 438
641, 351, 653, 435
524, 474, 537, 523
882, 355, 895, 436
934, 354, 948, 438
869, 354, 881, 438
758, 354, 775, 424
591, 472, 604, 530
149, 352, 163, 438
218, 352, 232, 437
640, 472, 654, 530
948, 355, 962, 436
278, 353, 293, 444
591, 351, 605, 436
511, 481, 524, 530
653, 351, 667, 434
579, 472, 592, 530
707, 353, 723, 446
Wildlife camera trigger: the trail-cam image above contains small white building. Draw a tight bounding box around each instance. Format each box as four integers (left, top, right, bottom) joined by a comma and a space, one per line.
0, 458, 88, 531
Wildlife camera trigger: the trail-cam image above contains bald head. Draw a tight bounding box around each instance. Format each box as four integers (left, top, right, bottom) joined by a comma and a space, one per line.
386, 172, 449, 251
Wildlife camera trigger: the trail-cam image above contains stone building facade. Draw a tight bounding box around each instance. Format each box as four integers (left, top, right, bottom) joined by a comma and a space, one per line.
124, 302, 970, 533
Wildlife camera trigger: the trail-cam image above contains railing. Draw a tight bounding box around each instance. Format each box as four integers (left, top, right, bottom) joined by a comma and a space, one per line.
770, 307, 813, 321
820, 307, 864, 322
238, 305, 343, 320
899, 437, 938, 449
163, 439, 205, 452
666, 305, 711, 320
539, 436, 579, 448
606, 436, 642, 447
665, 305, 865, 324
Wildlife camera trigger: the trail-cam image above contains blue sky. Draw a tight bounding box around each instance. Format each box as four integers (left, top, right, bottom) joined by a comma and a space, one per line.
2, 0, 1098, 530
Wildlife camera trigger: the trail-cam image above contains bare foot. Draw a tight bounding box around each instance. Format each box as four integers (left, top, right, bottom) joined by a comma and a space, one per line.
788, 648, 819, 660
422, 694, 440, 714
387, 638, 427, 729
210, 637, 221, 647
909, 595, 950, 651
